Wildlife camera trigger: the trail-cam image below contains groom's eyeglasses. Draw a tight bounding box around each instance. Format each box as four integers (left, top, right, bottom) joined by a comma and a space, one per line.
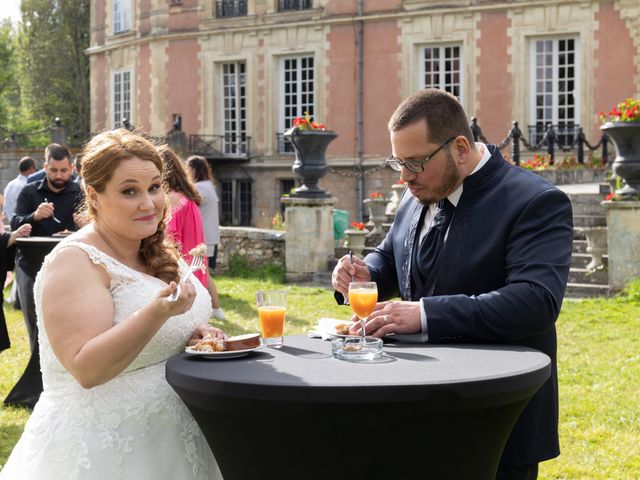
386, 136, 456, 173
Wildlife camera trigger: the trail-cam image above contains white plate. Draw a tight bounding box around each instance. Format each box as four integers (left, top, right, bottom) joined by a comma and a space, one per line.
185, 344, 263, 359
314, 318, 356, 338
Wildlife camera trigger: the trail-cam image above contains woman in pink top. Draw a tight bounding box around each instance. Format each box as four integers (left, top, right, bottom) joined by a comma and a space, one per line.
159, 146, 207, 287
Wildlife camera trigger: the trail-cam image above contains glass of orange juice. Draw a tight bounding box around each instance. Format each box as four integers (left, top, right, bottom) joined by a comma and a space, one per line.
332, 281, 383, 361
256, 290, 287, 348
348, 282, 378, 344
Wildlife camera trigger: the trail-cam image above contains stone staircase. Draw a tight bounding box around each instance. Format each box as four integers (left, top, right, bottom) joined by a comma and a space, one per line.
314, 186, 611, 298
561, 187, 610, 298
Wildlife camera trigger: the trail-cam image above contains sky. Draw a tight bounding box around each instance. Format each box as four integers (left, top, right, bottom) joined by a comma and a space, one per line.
1, 0, 22, 24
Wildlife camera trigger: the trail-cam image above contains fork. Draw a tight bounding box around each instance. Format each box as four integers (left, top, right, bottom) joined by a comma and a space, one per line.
167, 255, 204, 302
43, 197, 62, 224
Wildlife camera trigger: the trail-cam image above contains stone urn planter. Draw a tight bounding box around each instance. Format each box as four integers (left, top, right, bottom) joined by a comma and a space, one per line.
600, 122, 640, 197
363, 198, 387, 236
284, 129, 338, 198
575, 226, 608, 272
386, 183, 406, 216
343, 229, 368, 257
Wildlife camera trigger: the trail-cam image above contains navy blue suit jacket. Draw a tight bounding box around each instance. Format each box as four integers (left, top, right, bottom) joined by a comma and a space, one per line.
366, 145, 573, 466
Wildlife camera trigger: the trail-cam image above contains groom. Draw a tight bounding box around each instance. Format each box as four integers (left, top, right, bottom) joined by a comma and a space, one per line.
332, 89, 573, 479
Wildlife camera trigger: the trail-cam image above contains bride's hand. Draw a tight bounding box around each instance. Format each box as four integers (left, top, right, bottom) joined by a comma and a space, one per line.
156, 280, 196, 316
188, 324, 227, 346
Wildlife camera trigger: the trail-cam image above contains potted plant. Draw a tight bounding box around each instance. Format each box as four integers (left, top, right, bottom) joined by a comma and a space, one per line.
284, 112, 337, 198
599, 98, 640, 197
343, 221, 368, 257
363, 192, 387, 235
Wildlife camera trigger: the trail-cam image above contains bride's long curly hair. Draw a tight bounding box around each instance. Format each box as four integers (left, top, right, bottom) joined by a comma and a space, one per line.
80, 129, 180, 284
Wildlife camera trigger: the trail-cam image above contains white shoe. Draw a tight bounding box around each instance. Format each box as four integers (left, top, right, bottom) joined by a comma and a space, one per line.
211, 308, 225, 320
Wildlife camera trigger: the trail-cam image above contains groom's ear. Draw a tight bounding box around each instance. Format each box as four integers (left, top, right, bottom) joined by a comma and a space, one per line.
452, 136, 473, 163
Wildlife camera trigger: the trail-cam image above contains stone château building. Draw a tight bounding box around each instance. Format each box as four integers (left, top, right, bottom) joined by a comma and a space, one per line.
87, 0, 640, 227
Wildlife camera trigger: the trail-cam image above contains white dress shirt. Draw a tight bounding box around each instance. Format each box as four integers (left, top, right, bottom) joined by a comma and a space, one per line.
3, 174, 28, 221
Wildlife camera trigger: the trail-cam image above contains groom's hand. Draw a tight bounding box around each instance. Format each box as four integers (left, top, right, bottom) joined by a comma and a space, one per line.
331, 254, 371, 297
350, 301, 422, 338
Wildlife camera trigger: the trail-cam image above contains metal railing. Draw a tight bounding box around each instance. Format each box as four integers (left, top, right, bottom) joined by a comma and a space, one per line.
189, 134, 251, 159
470, 118, 609, 167
215, 0, 247, 18
275, 133, 295, 154
277, 0, 312, 11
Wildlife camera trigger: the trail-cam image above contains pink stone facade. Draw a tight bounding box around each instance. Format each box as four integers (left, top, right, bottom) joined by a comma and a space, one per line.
593, 1, 638, 138
88, 1, 639, 227
475, 11, 512, 144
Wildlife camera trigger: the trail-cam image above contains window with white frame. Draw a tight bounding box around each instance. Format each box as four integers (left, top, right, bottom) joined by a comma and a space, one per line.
529, 37, 579, 145
221, 62, 247, 155
113, 0, 131, 34
279, 55, 314, 152
112, 70, 131, 128
419, 45, 462, 100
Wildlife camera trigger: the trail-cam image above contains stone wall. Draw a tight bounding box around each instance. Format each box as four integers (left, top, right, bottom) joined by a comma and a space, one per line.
216, 226, 285, 272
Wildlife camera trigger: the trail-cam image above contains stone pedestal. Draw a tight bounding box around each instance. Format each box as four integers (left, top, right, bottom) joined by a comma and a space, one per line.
283, 196, 336, 282
603, 200, 640, 292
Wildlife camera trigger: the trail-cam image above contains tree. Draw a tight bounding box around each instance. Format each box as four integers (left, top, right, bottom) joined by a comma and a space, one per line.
17, 0, 90, 143
0, 19, 19, 128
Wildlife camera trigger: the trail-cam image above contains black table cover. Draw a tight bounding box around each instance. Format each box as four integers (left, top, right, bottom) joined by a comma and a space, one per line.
166, 335, 550, 480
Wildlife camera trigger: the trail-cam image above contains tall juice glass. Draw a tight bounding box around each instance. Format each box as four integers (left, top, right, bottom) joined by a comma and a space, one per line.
348, 282, 378, 344
256, 290, 287, 348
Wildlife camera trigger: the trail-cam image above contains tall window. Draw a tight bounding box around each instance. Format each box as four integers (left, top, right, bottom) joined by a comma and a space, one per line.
221, 179, 252, 226
221, 62, 247, 155
279, 179, 295, 215
215, 0, 247, 18
529, 37, 579, 145
278, 0, 312, 11
279, 55, 314, 152
113, 0, 131, 34
420, 45, 462, 100
112, 70, 131, 128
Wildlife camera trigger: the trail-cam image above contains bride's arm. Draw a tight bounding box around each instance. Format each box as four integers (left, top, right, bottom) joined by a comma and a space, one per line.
40, 246, 196, 389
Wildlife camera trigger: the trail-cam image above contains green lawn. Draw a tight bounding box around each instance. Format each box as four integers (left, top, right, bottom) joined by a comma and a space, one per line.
1, 274, 638, 478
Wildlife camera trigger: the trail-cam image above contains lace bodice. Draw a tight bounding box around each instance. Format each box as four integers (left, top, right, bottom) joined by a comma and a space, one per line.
35, 240, 210, 390
0, 240, 221, 480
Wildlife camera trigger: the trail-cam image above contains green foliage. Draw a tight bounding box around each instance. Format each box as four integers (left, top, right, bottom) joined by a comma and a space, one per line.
225, 254, 285, 283
14, 0, 90, 137
0, 20, 18, 127
618, 278, 640, 302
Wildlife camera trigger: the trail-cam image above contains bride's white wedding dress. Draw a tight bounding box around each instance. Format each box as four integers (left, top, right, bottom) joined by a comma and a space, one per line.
0, 241, 222, 479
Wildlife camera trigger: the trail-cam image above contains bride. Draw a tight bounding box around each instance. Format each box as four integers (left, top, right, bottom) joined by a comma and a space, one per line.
0, 129, 223, 479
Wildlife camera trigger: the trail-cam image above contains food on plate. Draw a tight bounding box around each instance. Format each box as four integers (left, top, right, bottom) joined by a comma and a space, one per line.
190, 333, 225, 352
334, 323, 352, 335
225, 333, 261, 351
188, 243, 207, 257
53, 229, 73, 237
189, 332, 261, 353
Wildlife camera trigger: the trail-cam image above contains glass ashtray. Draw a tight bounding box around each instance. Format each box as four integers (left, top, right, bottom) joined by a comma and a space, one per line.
332, 336, 384, 362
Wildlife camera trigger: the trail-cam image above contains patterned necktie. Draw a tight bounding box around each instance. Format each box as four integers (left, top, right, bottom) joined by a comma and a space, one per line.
410, 198, 456, 297
400, 204, 427, 300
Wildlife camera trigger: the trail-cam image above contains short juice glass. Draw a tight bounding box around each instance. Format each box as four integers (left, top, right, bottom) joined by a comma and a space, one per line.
256, 290, 287, 348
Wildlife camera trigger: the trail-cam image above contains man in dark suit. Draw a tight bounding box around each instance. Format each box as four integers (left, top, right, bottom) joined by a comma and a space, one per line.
332, 89, 573, 479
